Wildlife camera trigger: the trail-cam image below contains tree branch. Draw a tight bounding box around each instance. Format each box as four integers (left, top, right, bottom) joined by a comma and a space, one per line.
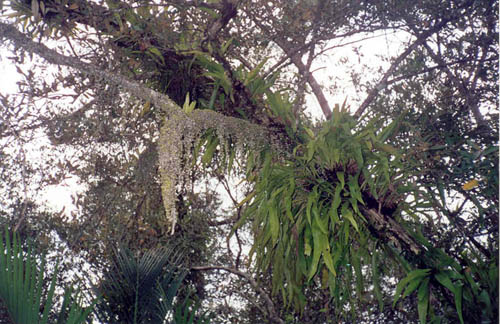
0, 22, 278, 234
420, 41, 486, 126
360, 206, 423, 256
353, 19, 451, 118
290, 54, 332, 119
0, 23, 180, 118
0, 22, 275, 138
247, 13, 333, 120
205, 0, 239, 41
385, 57, 496, 85
191, 265, 285, 324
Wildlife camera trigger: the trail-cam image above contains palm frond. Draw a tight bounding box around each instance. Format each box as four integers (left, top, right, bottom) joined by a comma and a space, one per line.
97, 245, 188, 323
0, 228, 93, 324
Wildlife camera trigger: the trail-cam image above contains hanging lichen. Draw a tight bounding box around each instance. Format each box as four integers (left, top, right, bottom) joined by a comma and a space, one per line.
158, 111, 195, 235
158, 107, 278, 234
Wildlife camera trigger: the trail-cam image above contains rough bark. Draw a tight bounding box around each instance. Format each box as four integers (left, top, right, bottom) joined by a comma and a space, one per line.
360, 206, 423, 256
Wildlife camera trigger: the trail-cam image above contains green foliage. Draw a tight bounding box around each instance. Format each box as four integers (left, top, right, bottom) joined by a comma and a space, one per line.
95, 245, 191, 324
183, 92, 197, 114
196, 54, 233, 101
0, 228, 93, 324
235, 96, 497, 322
1, 0, 497, 323
389, 248, 498, 324
237, 105, 406, 311
172, 294, 212, 324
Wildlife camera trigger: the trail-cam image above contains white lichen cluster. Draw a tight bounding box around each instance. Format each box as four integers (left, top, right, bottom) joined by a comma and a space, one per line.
158, 108, 276, 234
158, 110, 193, 234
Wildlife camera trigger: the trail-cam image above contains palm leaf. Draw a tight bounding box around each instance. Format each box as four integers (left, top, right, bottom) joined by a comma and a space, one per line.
97, 245, 188, 323
0, 228, 93, 324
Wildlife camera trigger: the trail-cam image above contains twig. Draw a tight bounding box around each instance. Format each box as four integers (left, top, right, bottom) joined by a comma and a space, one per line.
191, 265, 285, 324
3, 117, 29, 232
353, 19, 451, 118
247, 12, 333, 119
421, 41, 486, 126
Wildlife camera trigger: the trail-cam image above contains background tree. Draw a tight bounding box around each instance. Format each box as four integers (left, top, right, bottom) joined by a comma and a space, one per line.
0, 0, 497, 323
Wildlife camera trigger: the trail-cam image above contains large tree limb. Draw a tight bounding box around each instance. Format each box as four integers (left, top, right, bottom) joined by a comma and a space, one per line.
0, 21, 272, 142
353, 19, 451, 118
0, 22, 275, 233
360, 206, 423, 256
0, 22, 179, 118
191, 265, 285, 324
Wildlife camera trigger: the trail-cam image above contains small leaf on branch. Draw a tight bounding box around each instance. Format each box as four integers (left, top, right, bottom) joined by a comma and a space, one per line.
462, 179, 479, 190
182, 92, 196, 114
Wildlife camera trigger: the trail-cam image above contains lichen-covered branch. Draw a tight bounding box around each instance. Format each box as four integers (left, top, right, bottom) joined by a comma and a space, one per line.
0, 22, 276, 233
0, 22, 180, 119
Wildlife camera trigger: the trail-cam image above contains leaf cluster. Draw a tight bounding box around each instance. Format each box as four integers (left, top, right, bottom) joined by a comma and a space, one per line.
237, 105, 406, 314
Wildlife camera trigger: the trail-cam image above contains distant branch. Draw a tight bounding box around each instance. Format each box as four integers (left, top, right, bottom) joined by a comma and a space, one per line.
420, 41, 486, 126
191, 265, 285, 324
353, 19, 450, 118
4, 117, 29, 232
385, 57, 496, 85
247, 11, 333, 120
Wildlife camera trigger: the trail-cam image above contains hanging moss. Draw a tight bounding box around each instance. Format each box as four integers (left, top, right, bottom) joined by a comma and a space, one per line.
157, 108, 280, 234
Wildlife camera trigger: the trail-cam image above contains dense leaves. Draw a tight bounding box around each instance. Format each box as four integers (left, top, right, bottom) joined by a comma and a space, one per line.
240, 108, 404, 308
0, 229, 94, 324
0, 0, 497, 323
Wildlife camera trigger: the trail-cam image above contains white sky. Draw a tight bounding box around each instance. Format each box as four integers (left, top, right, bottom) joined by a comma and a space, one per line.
0, 49, 79, 213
